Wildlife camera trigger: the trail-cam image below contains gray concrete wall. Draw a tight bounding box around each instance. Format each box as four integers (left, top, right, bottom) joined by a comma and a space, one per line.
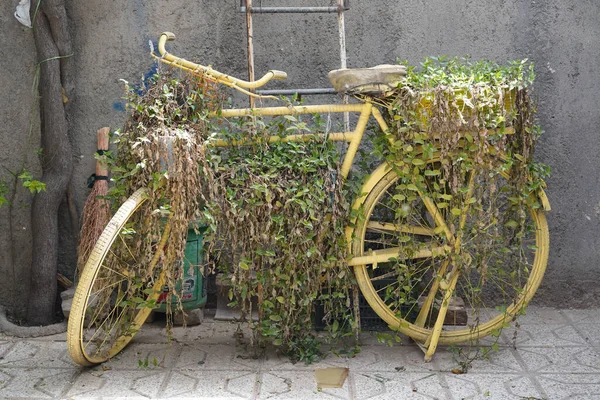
1, 0, 599, 315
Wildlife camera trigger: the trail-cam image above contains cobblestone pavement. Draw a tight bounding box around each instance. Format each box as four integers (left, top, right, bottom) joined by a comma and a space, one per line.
1, 306, 600, 399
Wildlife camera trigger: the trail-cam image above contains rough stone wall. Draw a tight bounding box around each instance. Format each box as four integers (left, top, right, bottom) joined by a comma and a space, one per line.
1, 0, 599, 315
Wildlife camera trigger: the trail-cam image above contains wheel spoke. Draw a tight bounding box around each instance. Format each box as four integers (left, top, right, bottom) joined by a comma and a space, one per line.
348, 244, 449, 266
84, 288, 129, 350
367, 221, 435, 236
85, 276, 126, 330
90, 277, 127, 297
106, 250, 133, 278
118, 233, 138, 264
91, 299, 130, 356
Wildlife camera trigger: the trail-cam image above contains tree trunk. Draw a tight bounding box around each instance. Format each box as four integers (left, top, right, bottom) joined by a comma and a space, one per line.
27, 0, 74, 325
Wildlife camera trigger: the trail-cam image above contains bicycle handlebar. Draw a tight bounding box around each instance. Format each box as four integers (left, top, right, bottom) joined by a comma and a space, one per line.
155, 32, 287, 90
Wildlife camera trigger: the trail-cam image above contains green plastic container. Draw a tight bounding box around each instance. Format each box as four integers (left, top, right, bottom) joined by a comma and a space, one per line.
156, 227, 207, 312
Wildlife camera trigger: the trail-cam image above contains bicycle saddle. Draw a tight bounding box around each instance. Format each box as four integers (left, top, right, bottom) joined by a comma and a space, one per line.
328, 65, 407, 96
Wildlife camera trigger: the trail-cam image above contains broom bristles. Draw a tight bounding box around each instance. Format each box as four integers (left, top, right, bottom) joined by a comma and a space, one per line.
76, 180, 110, 278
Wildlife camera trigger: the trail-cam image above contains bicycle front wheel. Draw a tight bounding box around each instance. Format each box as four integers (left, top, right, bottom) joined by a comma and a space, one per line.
67, 188, 170, 366
352, 163, 549, 345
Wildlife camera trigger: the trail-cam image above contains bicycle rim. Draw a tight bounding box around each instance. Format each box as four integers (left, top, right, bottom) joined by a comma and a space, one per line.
352, 164, 549, 345
67, 188, 169, 366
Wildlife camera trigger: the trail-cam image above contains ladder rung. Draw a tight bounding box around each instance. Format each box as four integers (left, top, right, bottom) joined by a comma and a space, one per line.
240, 0, 349, 14
256, 88, 338, 96
240, 7, 346, 13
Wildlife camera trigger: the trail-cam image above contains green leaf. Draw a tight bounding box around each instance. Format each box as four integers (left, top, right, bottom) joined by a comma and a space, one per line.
434, 226, 446, 235
18, 170, 33, 181
239, 261, 250, 270
332, 320, 339, 332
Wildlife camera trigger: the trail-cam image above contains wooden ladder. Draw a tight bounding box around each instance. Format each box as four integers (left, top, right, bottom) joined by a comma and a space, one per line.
239, 0, 351, 129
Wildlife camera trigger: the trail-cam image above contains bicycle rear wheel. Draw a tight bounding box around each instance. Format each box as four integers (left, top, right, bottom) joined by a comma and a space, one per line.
352, 161, 549, 345
67, 188, 170, 366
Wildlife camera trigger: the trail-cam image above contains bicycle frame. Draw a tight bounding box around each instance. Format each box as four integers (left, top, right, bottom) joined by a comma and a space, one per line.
154, 32, 389, 177
151, 32, 551, 362
152, 32, 473, 275
216, 103, 387, 180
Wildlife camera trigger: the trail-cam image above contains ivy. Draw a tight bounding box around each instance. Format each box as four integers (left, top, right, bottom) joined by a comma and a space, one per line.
199, 111, 358, 362
366, 57, 548, 340
107, 70, 223, 322
109, 70, 357, 363
109, 56, 546, 364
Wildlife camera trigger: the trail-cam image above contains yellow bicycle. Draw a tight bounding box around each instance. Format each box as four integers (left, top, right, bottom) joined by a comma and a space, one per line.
67, 32, 550, 366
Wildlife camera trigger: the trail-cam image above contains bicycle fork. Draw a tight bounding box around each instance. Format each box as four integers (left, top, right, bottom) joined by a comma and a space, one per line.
416, 170, 477, 361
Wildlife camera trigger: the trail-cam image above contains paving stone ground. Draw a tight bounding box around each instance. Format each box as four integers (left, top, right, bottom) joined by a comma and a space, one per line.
1, 306, 600, 399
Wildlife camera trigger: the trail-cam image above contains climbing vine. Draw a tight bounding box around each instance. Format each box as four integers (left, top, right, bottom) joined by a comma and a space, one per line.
108, 71, 222, 321
109, 70, 357, 362
107, 56, 547, 364
199, 112, 358, 362
363, 57, 548, 351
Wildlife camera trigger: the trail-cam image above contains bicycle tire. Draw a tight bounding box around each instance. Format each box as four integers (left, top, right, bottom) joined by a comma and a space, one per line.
67, 188, 169, 366
352, 161, 549, 345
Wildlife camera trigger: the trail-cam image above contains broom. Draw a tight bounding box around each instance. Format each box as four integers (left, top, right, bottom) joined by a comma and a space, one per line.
76, 127, 111, 278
